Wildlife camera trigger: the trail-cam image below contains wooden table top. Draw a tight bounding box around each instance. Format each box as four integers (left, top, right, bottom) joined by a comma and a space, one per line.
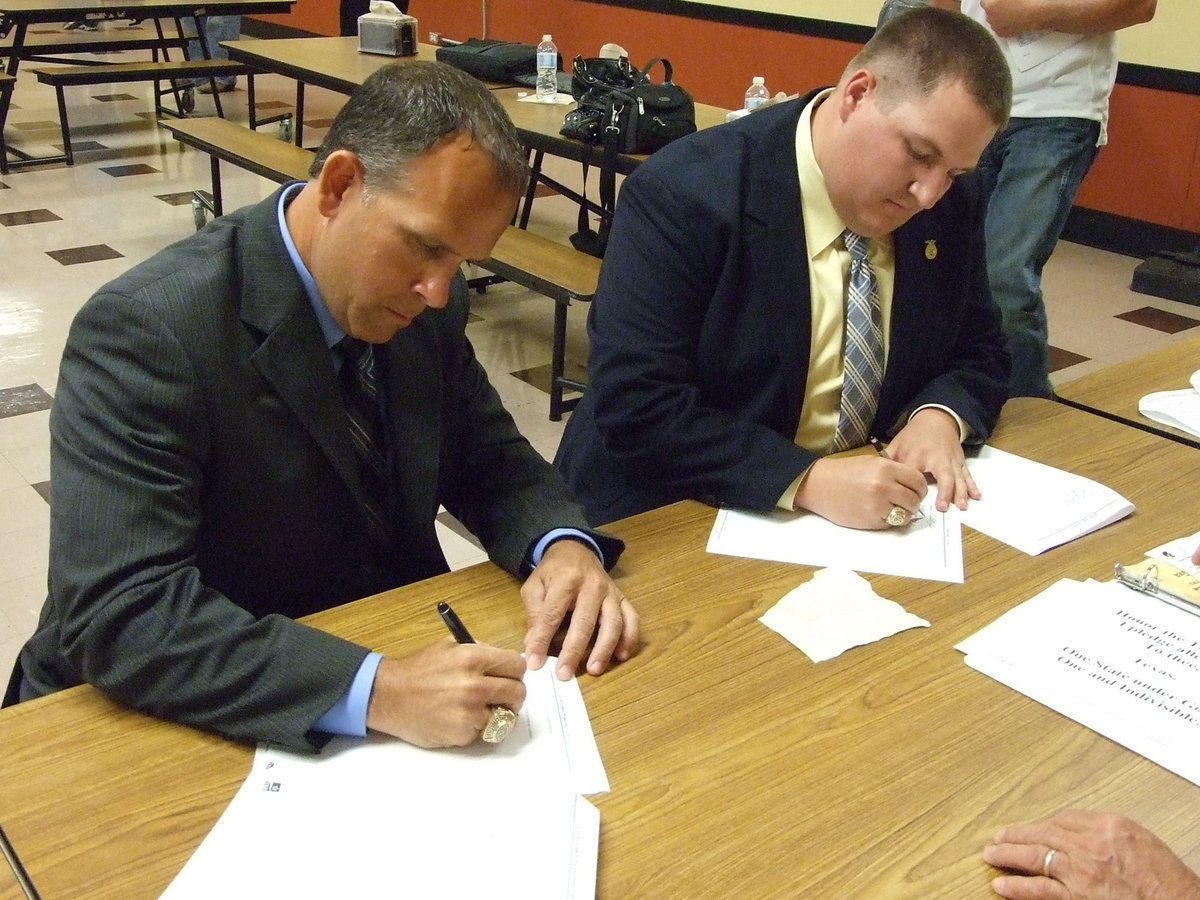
221, 36, 731, 174
490, 86, 731, 175
223, 37, 489, 94
0, 868, 24, 900
2, 398, 1199, 898
0, 0, 290, 25
1055, 332, 1200, 448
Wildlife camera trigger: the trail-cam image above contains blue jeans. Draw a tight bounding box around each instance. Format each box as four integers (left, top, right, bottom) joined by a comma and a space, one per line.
184, 15, 241, 88
975, 116, 1100, 398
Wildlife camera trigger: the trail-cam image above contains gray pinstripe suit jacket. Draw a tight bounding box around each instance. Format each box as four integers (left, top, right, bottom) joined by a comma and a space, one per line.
12, 188, 620, 751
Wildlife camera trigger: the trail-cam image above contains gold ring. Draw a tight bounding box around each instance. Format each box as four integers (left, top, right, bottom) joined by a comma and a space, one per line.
886, 506, 908, 527
482, 706, 517, 744
1043, 848, 1056, 877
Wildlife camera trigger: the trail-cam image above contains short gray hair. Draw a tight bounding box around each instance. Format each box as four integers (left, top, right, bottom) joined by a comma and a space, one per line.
309, 60, 529, 197
847, 6, 1012, 127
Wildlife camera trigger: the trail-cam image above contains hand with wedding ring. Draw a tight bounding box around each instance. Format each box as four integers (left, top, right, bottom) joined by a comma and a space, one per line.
984, 809, 1200, 899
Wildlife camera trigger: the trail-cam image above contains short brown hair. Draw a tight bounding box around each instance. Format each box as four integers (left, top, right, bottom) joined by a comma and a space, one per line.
846, 6, 1011, 127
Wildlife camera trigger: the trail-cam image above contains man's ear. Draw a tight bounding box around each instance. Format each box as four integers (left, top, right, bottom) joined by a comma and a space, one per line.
838, 68, 877, 119
313, 150, 365, 218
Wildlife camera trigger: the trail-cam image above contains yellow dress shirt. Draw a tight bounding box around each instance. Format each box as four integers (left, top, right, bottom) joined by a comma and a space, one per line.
777, 91, 965, 509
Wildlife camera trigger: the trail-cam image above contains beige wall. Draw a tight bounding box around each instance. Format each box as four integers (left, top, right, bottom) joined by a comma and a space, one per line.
686, 0, 1195, 72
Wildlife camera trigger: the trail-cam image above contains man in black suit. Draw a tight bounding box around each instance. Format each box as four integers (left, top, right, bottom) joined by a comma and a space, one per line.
556, 8, 1012, 531
6, 62, 639, 752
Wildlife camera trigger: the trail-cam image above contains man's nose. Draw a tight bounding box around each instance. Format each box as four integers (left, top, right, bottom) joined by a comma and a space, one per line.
416, 265, 458, 309
909, 171, 952, 210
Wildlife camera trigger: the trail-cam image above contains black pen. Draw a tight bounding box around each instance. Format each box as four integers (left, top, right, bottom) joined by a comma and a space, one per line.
870, 436, 927, 521
437, 601, 475, 644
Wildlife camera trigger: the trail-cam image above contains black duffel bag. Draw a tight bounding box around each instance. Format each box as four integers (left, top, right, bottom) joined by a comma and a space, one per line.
560, 55, 696, 258
561, 55, 695, 154
435, 38, 536, 84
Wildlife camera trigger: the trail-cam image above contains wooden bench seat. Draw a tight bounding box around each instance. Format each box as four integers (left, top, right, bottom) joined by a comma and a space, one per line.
34, 58, 251, 164
160, 115, 312, 224
481, 227, 601, 420
162, 115, 599, 419
2, 28, 186, 62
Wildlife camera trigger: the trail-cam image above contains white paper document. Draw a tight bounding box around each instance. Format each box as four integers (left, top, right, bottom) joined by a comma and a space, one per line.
1139, 369, 1200, 439
162, 660, 605, 899
707, 498, 963, 583
958, 578, 1200, 786
1146, 530, 1200, 575
760, 568, 930, 662
959, 445, 1134, 555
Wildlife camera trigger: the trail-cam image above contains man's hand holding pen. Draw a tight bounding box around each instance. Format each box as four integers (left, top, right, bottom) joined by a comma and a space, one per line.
364, 641, 526, 749
791, 408, 977, 530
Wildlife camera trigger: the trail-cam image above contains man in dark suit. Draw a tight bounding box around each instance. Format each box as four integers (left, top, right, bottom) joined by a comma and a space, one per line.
6, 62, 639, 753
556, 8, 1012, 531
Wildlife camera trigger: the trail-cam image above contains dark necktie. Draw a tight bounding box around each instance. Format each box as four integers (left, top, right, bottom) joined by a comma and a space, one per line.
336, 336, 392, 548
833, 229, 884, 452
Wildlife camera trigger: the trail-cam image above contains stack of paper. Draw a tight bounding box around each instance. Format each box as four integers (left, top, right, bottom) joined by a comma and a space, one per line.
1139, 368, 1200, 439
957, 577, 1200, 786
959, 446, 1134, 555
162, 661, 605, 899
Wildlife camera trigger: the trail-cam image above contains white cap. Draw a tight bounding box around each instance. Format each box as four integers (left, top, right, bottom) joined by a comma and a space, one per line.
543, 34, 552, 41
752, 76, 765, 85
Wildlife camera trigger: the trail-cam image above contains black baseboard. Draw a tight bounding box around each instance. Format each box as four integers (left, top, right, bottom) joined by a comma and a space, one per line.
1061, 206, 1199, 260
240, 18, 318, 41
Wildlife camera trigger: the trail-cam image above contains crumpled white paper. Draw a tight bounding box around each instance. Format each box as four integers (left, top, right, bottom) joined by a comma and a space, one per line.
759, 567, 930, 663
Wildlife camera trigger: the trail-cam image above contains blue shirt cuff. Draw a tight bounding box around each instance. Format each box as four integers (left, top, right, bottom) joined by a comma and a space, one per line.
530, 528, 602, 566
313, 651, 382, 736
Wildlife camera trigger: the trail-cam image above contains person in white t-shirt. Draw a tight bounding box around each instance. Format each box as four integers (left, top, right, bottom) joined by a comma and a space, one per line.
940, 0, 1156, 398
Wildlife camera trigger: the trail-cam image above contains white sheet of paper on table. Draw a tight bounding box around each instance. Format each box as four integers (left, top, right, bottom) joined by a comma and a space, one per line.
707, 497, 963, 583
161, 659, 605, 899
957, 577, 1200, 787
959, 445, 1134, 555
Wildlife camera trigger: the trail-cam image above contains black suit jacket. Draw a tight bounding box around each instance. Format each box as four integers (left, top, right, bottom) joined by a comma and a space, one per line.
16, 188, 619, 750
555, 95, 1010, 524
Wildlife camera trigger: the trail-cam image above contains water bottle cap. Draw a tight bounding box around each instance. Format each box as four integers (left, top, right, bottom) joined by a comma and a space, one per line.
752, 76, 765, 85
542, 34, 552, 41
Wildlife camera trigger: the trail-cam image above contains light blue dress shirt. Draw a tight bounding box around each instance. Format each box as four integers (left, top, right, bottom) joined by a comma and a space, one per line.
274, 185, 599, 736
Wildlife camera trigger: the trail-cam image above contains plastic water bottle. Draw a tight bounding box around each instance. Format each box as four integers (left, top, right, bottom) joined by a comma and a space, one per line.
744, 76, 769, 111
536, 34, 558, 100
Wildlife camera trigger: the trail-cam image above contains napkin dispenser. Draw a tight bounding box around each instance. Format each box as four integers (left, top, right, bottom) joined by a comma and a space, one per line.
358, 1, 417, 57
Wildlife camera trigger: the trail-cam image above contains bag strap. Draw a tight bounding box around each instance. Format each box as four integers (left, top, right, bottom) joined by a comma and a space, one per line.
596, 95, 627, 255
637, 57, 674, 84
576, 160, 593, 238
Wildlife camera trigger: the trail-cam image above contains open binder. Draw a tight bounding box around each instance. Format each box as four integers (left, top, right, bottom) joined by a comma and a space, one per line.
1115, 557, 1200, 617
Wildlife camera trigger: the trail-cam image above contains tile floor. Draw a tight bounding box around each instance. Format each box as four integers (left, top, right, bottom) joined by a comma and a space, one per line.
2, 32, 1200, 684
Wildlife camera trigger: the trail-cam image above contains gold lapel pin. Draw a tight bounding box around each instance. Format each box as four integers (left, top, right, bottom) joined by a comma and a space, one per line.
925, 240, 938, 261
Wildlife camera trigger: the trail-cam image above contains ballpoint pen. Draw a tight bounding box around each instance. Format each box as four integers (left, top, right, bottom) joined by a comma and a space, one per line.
437, 600, 475, 644
869, 437, 924, 524
435, 602, 517, 743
